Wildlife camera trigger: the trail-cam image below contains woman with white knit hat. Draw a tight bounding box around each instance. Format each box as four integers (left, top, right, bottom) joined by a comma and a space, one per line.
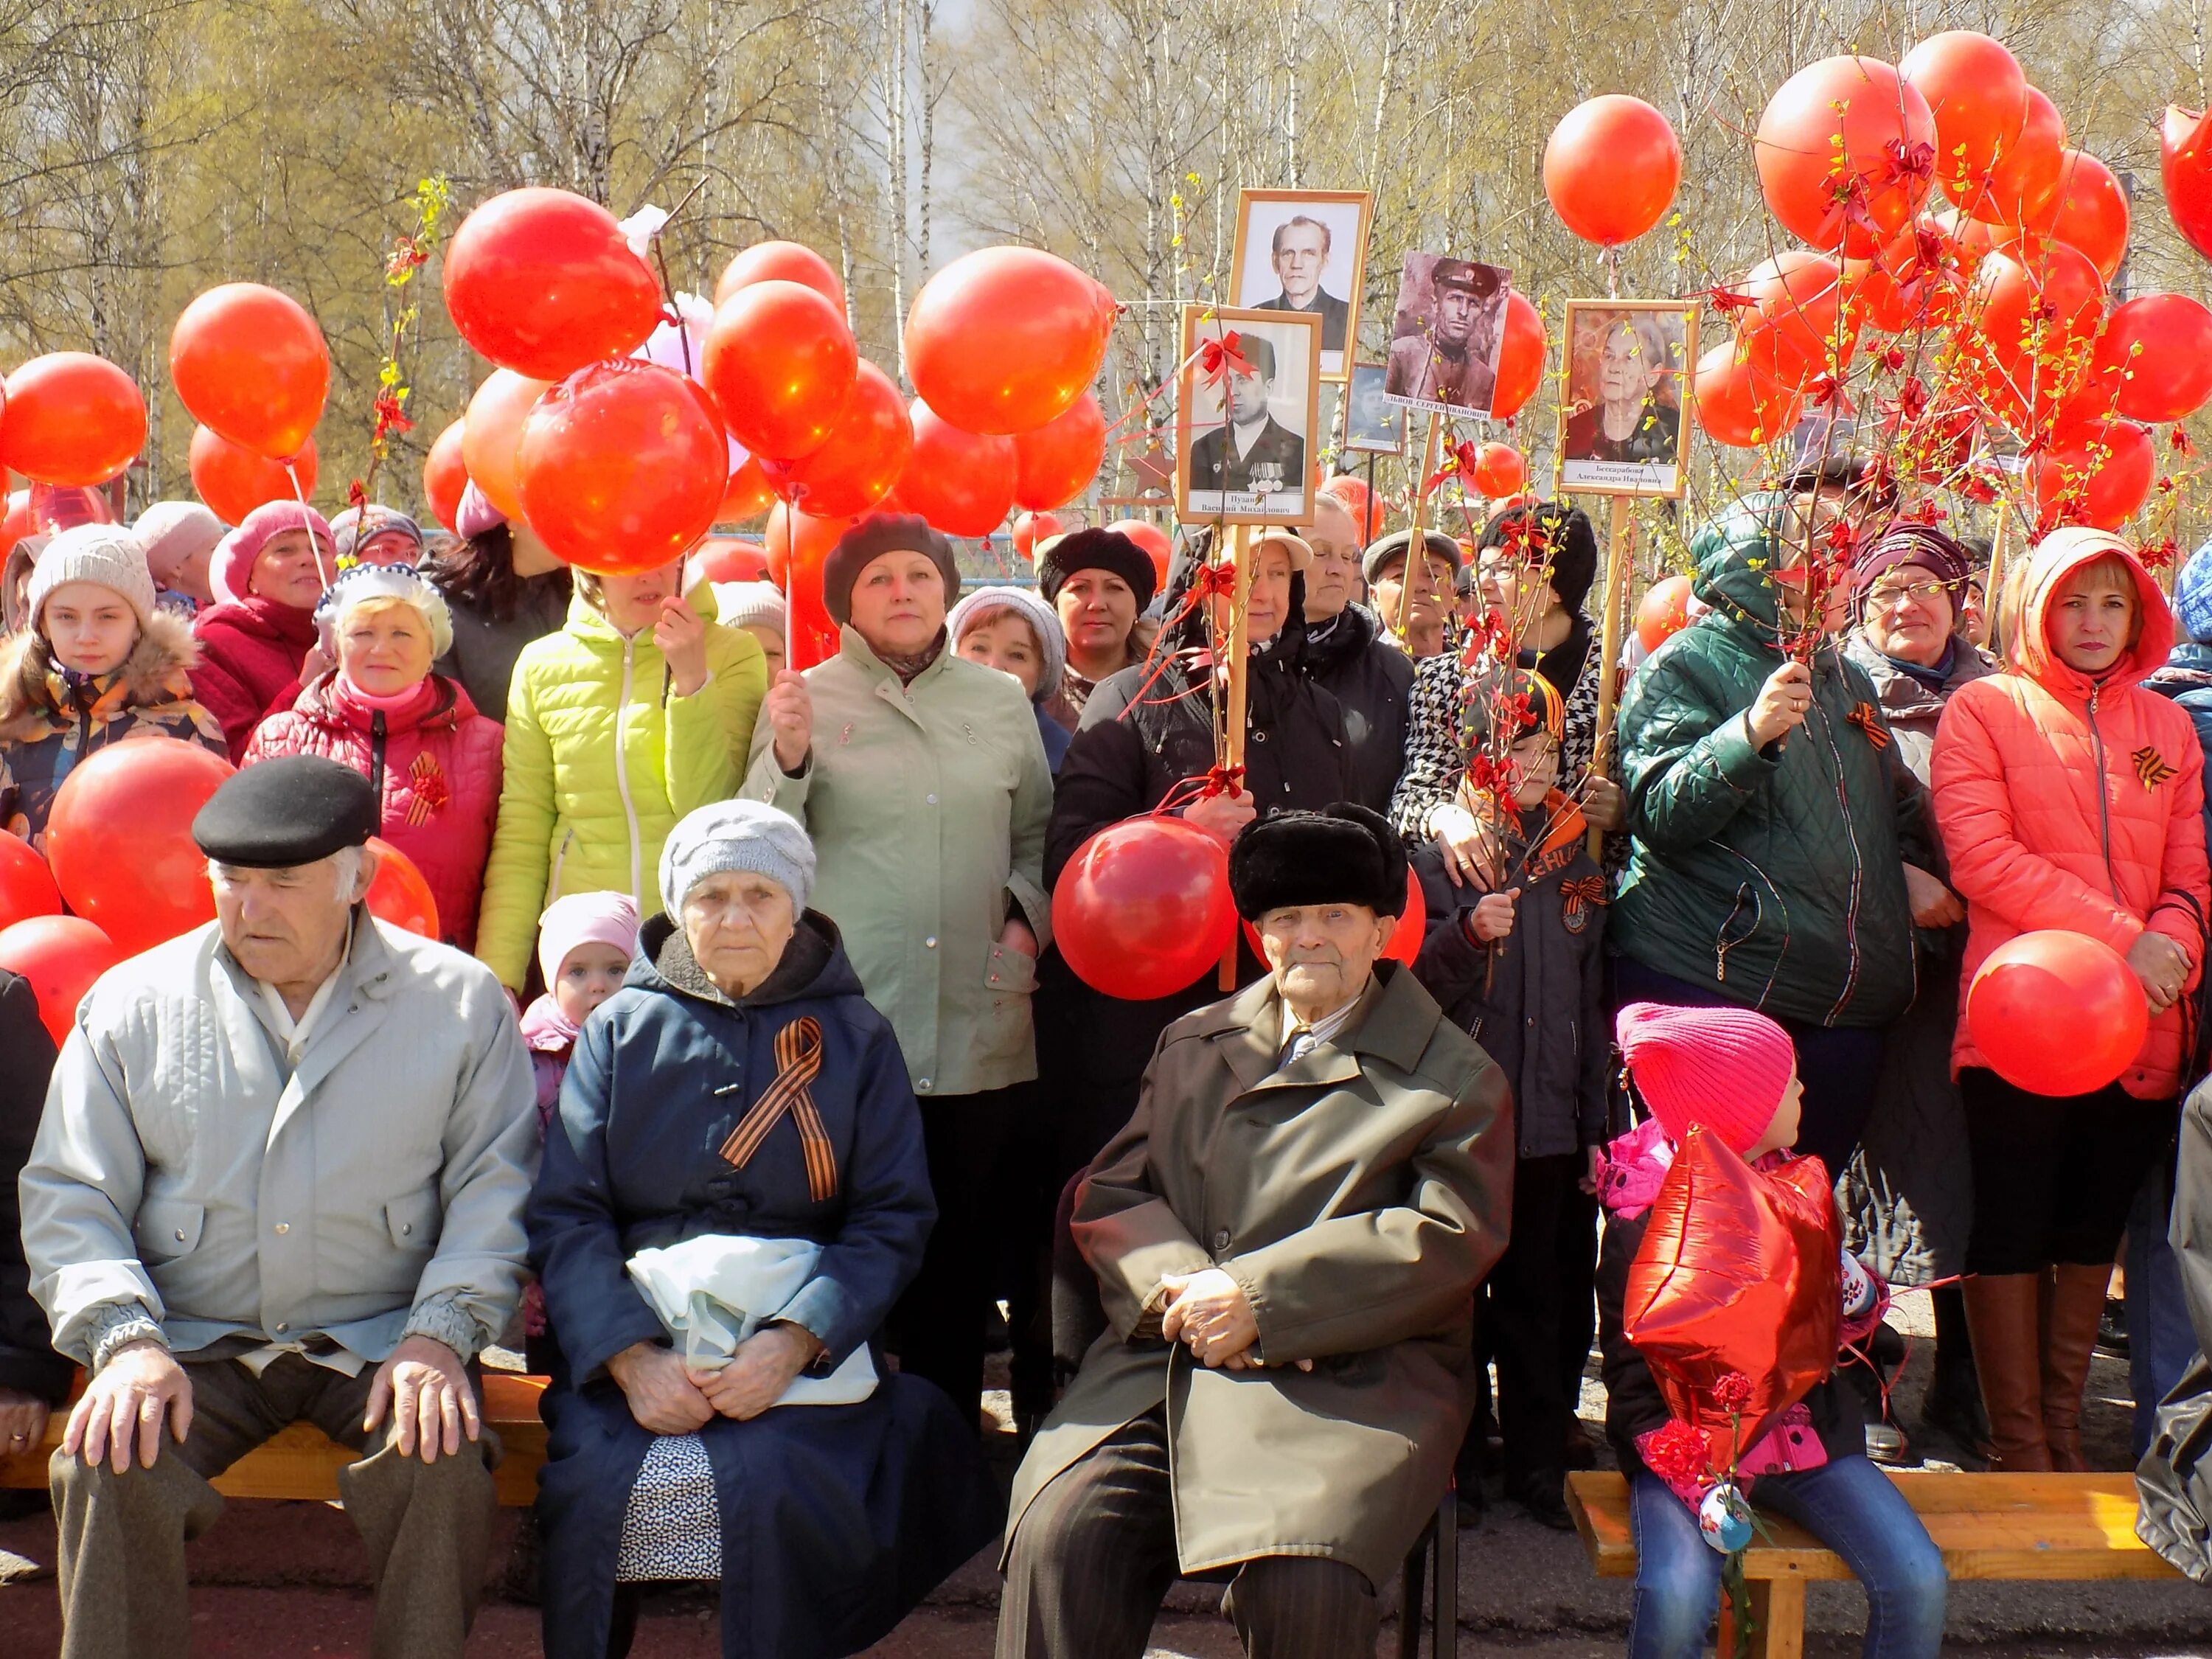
243, 562, 506, 949
0, 524, 224, 846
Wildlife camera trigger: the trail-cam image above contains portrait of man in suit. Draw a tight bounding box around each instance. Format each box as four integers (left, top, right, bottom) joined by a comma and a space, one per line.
1253, 216, 1350, 354
1178, 307, 1321, 526
1230, 191, 1371, 380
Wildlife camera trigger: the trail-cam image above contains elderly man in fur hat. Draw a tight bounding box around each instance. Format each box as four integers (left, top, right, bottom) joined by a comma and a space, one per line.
998, 804, 1512, 1659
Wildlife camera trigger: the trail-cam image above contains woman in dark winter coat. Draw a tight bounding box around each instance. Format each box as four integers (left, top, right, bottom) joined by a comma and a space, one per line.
1300, 491, 1414, 813
526, 801, 998, 1659
1040, 526, 1354, 1179
425, 484, 573, 723
0, 970, 69, 1459
191, 500, 336, 759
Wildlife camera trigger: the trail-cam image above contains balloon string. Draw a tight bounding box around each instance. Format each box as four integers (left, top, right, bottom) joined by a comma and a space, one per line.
286, 460, 332, 590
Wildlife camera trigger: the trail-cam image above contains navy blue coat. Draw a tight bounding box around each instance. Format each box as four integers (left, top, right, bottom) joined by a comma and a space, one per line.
526, 911, 1000, 1659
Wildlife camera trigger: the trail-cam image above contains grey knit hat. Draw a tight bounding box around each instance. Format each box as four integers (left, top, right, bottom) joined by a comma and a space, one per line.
946, 584, 1066, 706
659, 799, 816, 917
712, 580, 788, 635
27, 524, 157, 634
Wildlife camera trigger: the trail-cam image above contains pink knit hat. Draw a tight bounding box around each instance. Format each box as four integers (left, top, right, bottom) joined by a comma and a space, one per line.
535, 891, 641, 990
1615, 1001, 1798, 1155
210, 500, 338, 605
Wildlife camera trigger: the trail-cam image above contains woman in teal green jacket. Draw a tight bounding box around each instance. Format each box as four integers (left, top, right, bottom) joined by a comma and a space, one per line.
1610, 491, 1937, 1171
476, 564, 767, 992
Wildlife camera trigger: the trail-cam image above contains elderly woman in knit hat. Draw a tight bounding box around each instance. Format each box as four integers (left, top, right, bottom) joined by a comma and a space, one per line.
1835, 521, 2000, 1459
745, 511, 1053, 1419
526, 799, 998, 1659
192, 499, 339, 759
0, 524, 225, 845
332, 504, 428, 568
949, 581, 1071, 771
244, 563, 505, 950
132, 501, 227, 612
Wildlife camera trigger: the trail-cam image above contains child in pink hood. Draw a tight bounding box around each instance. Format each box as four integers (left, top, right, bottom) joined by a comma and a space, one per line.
518, 888, 640, 1369
1594, 1001, 1945, 1659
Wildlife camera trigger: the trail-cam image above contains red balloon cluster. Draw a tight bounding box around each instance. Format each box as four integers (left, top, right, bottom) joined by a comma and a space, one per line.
44, 740, 234, 958
1053, 818, 1236, 1001
1966, 930, 2148, 1095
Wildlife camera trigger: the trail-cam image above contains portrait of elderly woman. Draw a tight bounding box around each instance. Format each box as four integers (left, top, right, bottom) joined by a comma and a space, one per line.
1559, 302, 1694, 498
525, 799, 999, 1659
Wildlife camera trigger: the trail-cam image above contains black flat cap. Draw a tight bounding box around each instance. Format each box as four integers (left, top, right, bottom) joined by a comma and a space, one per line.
1229, 803, 1408, 923
192, 756, 378, 869
1035, 526, 1158, 611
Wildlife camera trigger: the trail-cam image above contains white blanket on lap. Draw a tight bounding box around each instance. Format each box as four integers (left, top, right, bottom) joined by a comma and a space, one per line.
625, 1234, 878, 1406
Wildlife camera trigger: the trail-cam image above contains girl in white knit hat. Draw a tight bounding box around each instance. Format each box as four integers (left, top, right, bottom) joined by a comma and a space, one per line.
0, 524, 224, 846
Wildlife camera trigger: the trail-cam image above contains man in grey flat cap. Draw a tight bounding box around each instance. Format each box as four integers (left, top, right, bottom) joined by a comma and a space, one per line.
21, 753, 537, 1659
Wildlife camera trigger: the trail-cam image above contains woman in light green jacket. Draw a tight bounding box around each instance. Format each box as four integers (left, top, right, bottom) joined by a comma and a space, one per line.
476, 563, 766, 992
745, 513, 1052, 1420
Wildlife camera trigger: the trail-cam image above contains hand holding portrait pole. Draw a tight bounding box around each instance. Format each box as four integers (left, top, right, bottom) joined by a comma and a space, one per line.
1587, 498, 1634, 858
1218, 524, 1253, 992
1393, 412, 1444, 643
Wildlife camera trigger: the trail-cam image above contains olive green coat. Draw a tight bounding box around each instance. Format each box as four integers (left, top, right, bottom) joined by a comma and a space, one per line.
742, 627, 1054, 1098
1004, 962, 1512, 1587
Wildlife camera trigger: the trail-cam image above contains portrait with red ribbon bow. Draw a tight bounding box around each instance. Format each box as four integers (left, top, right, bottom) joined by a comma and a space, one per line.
1175, 304, 1323, 529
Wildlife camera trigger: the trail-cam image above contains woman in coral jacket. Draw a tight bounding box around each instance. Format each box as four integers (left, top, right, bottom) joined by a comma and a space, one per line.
245, 563, 504, 950
1930, 526, 2211, 1472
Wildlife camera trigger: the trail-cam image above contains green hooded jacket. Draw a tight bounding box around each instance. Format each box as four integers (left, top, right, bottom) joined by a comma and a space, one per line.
1611, 495, 1931, 1027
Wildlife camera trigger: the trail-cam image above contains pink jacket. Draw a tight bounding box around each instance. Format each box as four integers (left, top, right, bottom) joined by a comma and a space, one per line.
245, 672, 505, 950
1930, 529, 2211, 1099
192, 595, 318, 760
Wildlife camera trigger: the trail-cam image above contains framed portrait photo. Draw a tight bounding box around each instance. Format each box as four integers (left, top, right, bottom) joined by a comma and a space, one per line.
1228, 189, 1372, 381
1380, 252, 1514, 421
1176, 305, 1322, 528
1342, 363, 1405, 455
1555, 299, 1697, 500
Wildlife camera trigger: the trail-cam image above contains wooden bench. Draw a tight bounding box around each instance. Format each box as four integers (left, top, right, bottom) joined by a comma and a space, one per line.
1567, 1468, 2182, 1659
0, 1371, 549, 1508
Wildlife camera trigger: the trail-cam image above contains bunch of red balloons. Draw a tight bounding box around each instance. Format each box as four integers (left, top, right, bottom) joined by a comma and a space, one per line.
171, 284, 329, 521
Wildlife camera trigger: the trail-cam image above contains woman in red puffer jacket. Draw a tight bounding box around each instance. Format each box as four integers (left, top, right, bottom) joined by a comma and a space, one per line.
246, 563, 504, 949
1931, 526, 2211, 1474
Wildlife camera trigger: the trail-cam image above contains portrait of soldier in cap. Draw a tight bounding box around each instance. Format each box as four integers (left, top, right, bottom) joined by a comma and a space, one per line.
1381, 254, 1512, 419
1177, 307, 1321, 526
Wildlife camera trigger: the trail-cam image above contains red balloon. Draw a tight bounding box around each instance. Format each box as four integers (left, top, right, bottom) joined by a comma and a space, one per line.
1104, 518, 1173, 586
189, 426, 317, 524
2025, 150, 2130, 282
1900, 31, 2028, 198
1319, 474, 1384, 540
518, 360, 730, 577
1966, 929, 2149, 1094
2163, 105, 2212, 262
1052, 817, 1237, 1000
701, 279, 858, 462
0, 915, 120, 1048
462, 370, 552, 522
1961, 86, 2067, 226
1492, 292, 1548, 421
905, 247, 1116, 434
1966, 243, 2105, 428
170, 284, 329, 459
0, 830, 60, 931
692, 536, 770, 584
1691, 340, 1802, 449
1470, 442, 1526, 498
0, 354, 145, 487
1637, 574, 1695, 652
45, 740, 234, 956
2087, 294, 2212, 424
1012, 392, 1107, 511
0, 488, 29, 549
442, 187, 663, 381
1624, 1128, 1843, 1473
1756, 57, 1937, 256
713, 241, 846, 310
765, 503, 860, 668
897, 400, 1017, 537
2030, 417, 2155, 531
1544, 96, 1681, 247
1012, 511, 1064, 561
423, 418, 468, 533
1851, 217, 1967, 334
720, 456, 775, 524
758, 362, 912, 520
364, 837, 439, 938
1738, 251, 1854, 380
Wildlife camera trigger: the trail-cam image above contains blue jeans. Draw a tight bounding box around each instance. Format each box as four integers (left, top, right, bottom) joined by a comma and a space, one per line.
1629, 1458, 1947, 1659
2128, 1154, 2198, 1459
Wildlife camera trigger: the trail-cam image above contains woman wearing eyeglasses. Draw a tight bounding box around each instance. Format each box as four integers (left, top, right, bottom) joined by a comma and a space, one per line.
1838, 521, 1999, 1462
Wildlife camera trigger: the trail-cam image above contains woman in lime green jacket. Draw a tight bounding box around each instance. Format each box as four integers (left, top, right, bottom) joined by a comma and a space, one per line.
476, 563, 767, 991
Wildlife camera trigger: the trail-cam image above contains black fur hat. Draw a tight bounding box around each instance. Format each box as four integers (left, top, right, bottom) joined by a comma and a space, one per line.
1228, 802, 1408, 922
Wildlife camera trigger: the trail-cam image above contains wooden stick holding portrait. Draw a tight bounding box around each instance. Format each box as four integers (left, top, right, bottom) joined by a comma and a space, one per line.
1587, 498, 1634, 858
1218, 524, 1253, 991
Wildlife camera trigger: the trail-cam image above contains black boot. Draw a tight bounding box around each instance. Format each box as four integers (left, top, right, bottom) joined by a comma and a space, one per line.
1919, 1284, 1991, 1452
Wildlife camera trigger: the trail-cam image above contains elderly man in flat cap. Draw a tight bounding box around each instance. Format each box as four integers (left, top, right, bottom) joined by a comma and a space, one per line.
998, 804, 1512, 1659
21, 754, 537, 1659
